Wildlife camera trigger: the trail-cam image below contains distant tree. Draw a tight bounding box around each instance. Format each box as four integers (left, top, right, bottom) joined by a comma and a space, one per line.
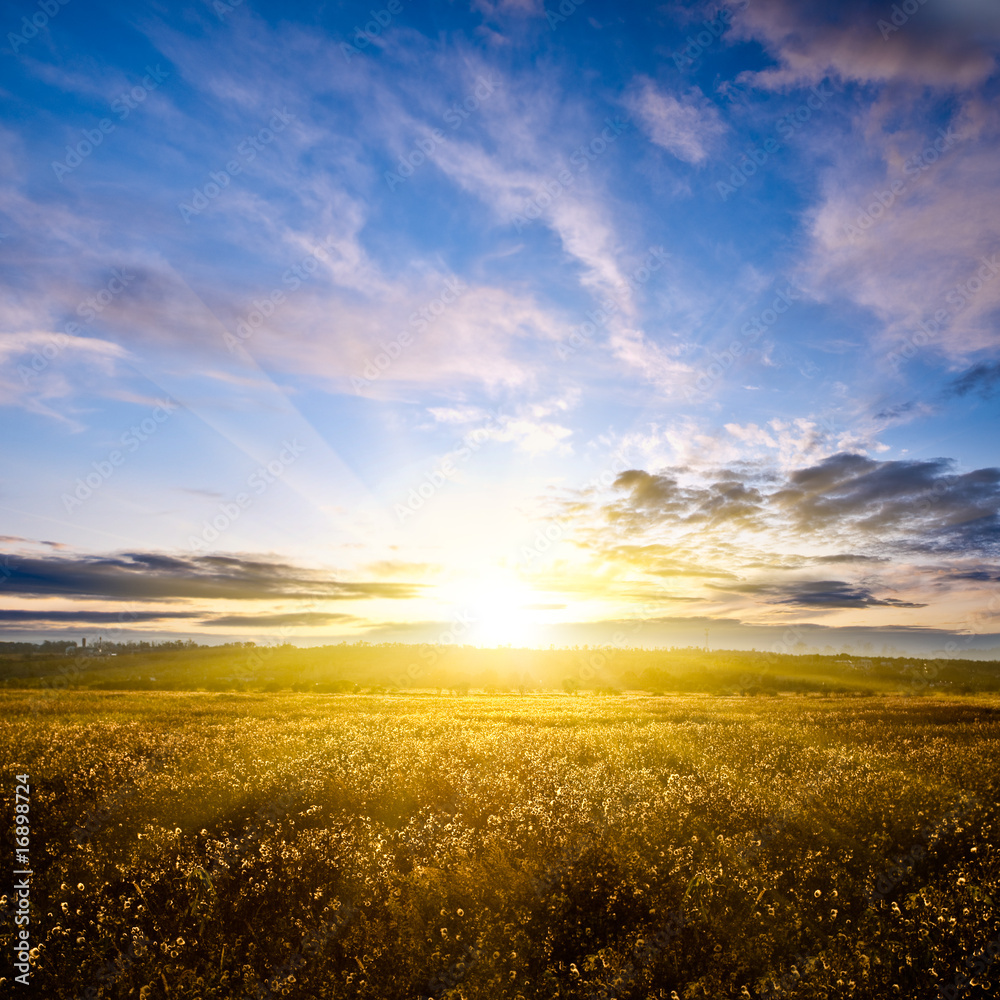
562, 678, 580, 695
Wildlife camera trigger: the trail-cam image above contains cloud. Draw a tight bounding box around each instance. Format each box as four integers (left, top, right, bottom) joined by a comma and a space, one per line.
607, 470, 765, 530
596, 544, 741, 580
950, 360, 1000, 398
605, 328, 694, 394
626, 78, 726, 164
0, 537, 67, 549
730, 0, 1000, 89
764, 8, 1000, 367
0, 21, 572, 403
202, 612, 356, 626
873, 400, 921, 422
0, 609, 198, 624
427, 402, 574, 456
0, 331, 130, 425
944, 568, 1000, 582
610, 417, 883, 477
473, 0, 543, 18
719, 579, 926, 608
483, 416, 573, 456
0, 552, 424, 602
811, 553, 889, 564
804, 113, 1000, 361
769, 453, 1000, 551
543, 451, 1000, 622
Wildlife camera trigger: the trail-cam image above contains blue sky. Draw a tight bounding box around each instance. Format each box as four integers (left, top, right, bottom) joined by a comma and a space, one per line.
1, 0, 999, 654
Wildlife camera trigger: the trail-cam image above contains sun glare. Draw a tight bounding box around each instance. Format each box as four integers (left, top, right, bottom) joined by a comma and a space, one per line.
463, 574, 544, 647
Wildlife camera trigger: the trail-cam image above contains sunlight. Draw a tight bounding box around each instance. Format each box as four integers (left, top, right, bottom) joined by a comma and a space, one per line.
463, 573, 545, 648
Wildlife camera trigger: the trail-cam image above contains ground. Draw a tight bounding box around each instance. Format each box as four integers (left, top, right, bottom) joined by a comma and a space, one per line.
2, 689, 999, 998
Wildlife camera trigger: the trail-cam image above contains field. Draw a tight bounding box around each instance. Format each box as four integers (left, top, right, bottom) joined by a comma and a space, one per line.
3, 689, 1000, 999
4, 642, 1000, 697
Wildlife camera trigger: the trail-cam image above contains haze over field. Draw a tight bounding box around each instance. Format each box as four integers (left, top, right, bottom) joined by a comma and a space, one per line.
1, 0, 999, 653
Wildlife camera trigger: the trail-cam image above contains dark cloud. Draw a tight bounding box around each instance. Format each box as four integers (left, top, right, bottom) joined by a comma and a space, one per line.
768, 453, 1000, 550
0, 552, 423, 602
811, 553, 890, 564
608, 470, 765, 530
730, 0, 999, 89
602, 454, 1000, 554
949, 361, 1000, 399
0, 609, 198, 624
204, 612, 356, 627
941, 569, 1000, 582
873, 401, 918, 421
713, 579, 925, 609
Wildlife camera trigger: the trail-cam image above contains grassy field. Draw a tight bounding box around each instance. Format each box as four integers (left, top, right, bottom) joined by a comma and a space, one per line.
4, 643, 1000, 697
3, 689, 1000, 999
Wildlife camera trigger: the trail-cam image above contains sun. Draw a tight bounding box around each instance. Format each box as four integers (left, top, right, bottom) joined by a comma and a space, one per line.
462, 573, 544, 648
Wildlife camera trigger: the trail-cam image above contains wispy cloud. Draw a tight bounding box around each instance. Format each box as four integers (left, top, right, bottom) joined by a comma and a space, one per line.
1, 2, 998, 645
626, 77, 726, 164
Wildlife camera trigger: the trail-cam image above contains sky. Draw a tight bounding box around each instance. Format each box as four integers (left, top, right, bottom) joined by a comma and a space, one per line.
1, 0, 999, 656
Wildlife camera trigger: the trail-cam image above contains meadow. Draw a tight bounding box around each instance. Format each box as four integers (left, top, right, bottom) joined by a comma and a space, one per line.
4, 641, 1000, 697
3, 688, 1000, 999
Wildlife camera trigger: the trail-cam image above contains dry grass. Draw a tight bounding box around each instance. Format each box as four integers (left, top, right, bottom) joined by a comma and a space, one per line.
2, 690, 999, 998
